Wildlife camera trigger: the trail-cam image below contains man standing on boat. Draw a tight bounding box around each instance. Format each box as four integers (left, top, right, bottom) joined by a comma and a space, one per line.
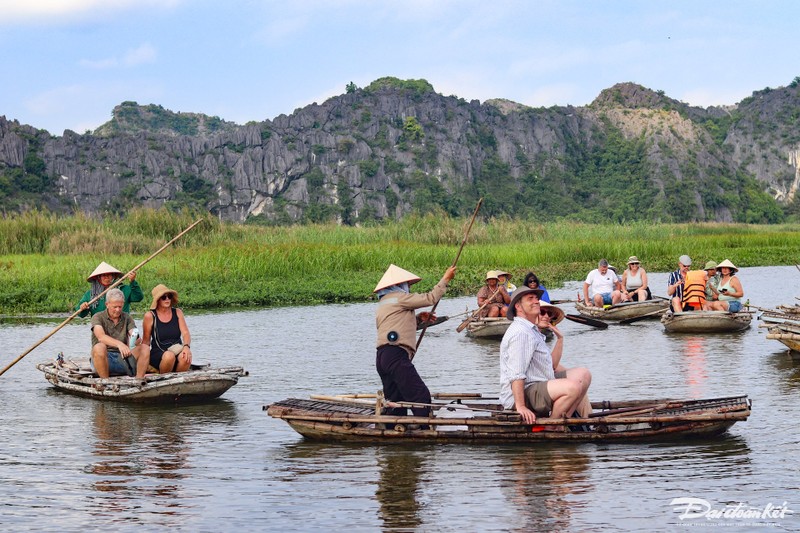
374, 264, 456, 418
500, 286, 592, 424
90, 289, 150, 378
667, 255, 692, 313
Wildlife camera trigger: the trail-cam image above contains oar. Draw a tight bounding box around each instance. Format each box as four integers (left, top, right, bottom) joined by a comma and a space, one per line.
456, 287, 503, 333
413, 198, 483, 358
0, 218, 204, 378
619, 308, 668, 325
564, 314, 608, 329
549, 299, 576, 305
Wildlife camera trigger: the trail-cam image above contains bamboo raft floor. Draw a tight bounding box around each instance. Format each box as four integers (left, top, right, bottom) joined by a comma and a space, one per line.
266, 394, 751, 443
37, 357, 248, 403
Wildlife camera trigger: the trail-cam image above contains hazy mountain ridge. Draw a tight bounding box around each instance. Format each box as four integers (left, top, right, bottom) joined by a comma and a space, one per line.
1, 77, 798, 223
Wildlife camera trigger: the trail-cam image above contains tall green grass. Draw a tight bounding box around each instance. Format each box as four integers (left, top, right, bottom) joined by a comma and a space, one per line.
1, 209, 798, 314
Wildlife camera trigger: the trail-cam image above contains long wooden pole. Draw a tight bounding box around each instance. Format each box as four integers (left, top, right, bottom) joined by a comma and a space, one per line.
413, 198, 483, 358
0, 218, 204, 378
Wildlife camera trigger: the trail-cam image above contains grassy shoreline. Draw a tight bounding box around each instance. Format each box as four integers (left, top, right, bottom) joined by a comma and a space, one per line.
1, 209, 799, 314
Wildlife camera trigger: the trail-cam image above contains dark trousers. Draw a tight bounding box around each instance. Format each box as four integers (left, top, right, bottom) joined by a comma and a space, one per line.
376, 345, 432, 417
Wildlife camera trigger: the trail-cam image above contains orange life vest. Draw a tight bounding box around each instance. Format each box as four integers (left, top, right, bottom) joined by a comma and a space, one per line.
681, 270, 707, 310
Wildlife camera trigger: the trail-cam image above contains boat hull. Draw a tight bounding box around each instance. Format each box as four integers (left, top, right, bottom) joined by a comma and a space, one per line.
266, 395, 750, 443
575, 298, 669, 321
465, 318, 511, 339
766, 324, 800, 352
37, 358, 247, 403
661, 311, 752, 333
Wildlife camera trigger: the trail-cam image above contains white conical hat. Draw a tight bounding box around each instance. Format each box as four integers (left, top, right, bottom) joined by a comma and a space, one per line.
716, 259, 738, 273
374, 264, 422, 293
87, 261, 122, 281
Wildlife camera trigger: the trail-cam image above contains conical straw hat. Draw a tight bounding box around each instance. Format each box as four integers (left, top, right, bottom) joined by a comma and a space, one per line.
716, 259, 738, 273
374, 264, 422, 293
87, 261, 122, 281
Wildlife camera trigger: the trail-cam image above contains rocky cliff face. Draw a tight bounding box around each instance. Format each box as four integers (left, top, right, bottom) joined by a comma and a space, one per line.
1, 78, 798, 223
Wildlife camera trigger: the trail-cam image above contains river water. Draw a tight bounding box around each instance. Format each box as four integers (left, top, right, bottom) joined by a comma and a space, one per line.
0, 266, 798, 532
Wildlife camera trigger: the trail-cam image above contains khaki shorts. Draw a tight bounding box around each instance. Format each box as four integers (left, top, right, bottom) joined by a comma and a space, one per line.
523, 370, 566, 417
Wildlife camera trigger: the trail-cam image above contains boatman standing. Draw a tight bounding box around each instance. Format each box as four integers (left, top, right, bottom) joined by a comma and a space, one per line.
374, 264, 456, 418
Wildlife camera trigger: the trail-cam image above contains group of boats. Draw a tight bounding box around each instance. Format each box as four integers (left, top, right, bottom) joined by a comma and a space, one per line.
34, 292, 800, 447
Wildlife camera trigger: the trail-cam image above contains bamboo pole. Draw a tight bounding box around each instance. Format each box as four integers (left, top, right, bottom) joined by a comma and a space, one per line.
0, 218, 204, 378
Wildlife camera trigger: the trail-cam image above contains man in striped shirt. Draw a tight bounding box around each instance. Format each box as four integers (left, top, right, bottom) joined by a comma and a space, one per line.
500, 286, 592, 424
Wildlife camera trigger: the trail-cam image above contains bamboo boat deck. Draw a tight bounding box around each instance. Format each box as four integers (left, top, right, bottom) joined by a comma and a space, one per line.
661, 310, 753, 333
266, 393, 751, 443
37, 357, 248, 403
575, 298, 669, 321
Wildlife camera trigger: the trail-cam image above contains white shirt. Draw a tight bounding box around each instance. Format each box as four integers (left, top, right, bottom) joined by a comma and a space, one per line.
499, 317, 555, 409
585, 268, 617, 297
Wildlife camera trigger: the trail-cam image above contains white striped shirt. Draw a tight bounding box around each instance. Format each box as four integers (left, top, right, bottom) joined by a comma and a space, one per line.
499, 316, 555, 409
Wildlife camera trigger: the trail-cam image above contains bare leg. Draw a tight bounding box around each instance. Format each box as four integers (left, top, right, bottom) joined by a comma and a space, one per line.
92, 344, 110, 378
133, 345, 150, 378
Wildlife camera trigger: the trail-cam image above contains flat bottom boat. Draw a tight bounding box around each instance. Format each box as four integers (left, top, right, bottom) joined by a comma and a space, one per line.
266, 393, 750, 443
37, 356, 247, 403
766, 323, 800, 353
661, 310, 753, 333
575, 297, 670, 321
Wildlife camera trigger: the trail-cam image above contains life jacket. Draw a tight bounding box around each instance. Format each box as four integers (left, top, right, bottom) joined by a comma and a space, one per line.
681, 270, 707, 310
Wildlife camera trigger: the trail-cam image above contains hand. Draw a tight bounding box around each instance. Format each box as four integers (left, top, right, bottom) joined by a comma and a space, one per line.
128, 270, 137, 282
417, 311, 437, 325
516, 405, 537, 424
80, 302, 89, 311
118, 343, 132, 357
180, 347, 192, 364
443, 266, 457, 283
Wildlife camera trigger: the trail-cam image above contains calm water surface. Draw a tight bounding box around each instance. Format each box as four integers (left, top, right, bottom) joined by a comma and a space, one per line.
1, 266, 798, 532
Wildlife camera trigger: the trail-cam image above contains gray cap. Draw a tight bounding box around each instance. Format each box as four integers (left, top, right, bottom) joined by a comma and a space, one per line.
598, 258, 609, 267
679, 254, 692, 266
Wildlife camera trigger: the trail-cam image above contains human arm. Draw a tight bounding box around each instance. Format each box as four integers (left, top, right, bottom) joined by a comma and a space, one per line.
727, 276, 744, 298
76, 290, 92, 317
640, 270, 649, 291
93, 324, 132, 357
126, 271, 144, 303
667, 272, 681, 296
548, 325, 564, 369
511, 379, 536, 424
583, 281, 591, 304
176, 309, 192, 365
141, 311, 153, 347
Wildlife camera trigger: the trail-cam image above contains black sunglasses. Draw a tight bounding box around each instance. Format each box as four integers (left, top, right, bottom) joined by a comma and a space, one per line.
160, 294, 172, 301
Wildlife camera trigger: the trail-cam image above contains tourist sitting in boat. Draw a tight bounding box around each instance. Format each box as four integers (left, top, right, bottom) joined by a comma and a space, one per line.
476, 270, 510, 318
523, 271, 551, 303
681, 268, 709, 311
90, 288, 150, 378
374, 264, 456, 418
583, 259, 622, 307
705, 260, 744, 312
77, 261, 143, 317
142, 284, 193, 374
704, 261, 721, 302
621, 256, 651, 302
667, 255, 692, 312
500, 286, 592, 424
496, 270, 516, 295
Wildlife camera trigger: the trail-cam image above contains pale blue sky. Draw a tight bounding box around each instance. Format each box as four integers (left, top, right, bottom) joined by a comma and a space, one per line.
1, 0, 797, 135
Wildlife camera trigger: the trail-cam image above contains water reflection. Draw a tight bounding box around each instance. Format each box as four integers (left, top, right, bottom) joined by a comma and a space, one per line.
497, 445, 591, 531
86, 400, 239, 520
766, 350, 800, 393
374, 448, 426, 530
680, 336, 709, 397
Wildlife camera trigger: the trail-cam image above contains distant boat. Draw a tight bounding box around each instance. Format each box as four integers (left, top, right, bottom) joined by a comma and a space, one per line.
661, 310, 753, 333
465, 317, 553, 341
37, 357, 247, 403
266, 393, 751, 443
575, 297, 669, 321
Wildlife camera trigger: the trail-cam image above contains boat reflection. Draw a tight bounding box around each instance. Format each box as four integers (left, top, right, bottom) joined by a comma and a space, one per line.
498, 445, 592, 531
375, 448, 426, 530
680, 336, 709, 397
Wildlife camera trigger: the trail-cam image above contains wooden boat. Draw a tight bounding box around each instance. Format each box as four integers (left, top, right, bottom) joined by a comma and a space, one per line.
266, 393, 751, 443
465, 317, 511, 339
661, 310, 753, 333
465, 317, 553, 341
37, 356, 247, 403
575, 297, 669, 322
765, 323, 800, 352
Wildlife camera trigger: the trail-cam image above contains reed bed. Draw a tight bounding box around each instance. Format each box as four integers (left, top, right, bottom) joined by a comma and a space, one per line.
1, 209, 798, 314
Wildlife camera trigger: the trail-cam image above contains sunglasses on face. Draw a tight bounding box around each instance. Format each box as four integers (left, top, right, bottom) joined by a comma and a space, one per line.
160, 294, 172, 301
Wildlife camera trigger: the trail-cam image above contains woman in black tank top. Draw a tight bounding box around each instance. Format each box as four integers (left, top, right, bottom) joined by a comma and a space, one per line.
142, 284, 193, 373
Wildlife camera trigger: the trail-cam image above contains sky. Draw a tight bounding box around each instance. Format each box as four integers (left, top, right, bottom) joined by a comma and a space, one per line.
1, 0, 798, 135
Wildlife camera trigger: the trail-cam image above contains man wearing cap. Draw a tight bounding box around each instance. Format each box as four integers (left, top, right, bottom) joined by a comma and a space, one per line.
583, 259, 623, 307
704, 261, 721, 302
668, 255, 692, 313
374, 264, 457, 418
500, 286, 592, 425
76, 261, 143, 317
